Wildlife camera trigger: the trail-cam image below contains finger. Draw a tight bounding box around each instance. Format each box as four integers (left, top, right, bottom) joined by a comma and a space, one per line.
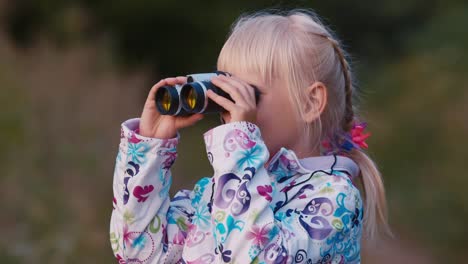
147, 79, 168, 102
174, 76, 188, 85
244, 82, 257, 105
226, 75, 256, 106
175, 113, 204, 128
219, 113, 226, 124
164, 77, 177, 86
211, 76, 245, 104
165, 76, 188, 86
221, 75, 250, 100
221, 111, 231, 124
146, 76, 186, 105
206, 89, 236, 112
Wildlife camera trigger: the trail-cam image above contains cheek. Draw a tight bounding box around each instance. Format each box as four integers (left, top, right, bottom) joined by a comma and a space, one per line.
263, 94, 296, 126
255, 95, 298, 150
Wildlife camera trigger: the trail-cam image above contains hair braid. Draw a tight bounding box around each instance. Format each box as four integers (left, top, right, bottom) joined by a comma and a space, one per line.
321, 35, 355, 132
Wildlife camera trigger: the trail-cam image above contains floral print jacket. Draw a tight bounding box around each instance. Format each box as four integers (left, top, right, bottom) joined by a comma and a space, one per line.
110, 118, 363, 264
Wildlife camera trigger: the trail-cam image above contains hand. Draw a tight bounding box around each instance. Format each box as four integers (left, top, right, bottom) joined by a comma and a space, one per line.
207, 74, 257, 124
139, 76, 204, 139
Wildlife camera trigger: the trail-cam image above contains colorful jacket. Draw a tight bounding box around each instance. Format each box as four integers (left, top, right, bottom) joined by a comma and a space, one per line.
110, 118, 363, 264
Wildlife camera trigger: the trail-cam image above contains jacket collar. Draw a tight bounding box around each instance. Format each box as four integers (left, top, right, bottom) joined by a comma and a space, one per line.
266, 147, 360, 183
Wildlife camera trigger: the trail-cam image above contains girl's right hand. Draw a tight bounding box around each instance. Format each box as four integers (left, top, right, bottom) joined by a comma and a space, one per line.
139, 76, 204, 139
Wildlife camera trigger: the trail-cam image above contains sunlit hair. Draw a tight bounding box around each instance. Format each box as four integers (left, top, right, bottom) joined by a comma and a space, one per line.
217, 8, 391, 240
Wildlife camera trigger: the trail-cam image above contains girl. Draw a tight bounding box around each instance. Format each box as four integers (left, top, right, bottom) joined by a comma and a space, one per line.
110, 8, 390, 264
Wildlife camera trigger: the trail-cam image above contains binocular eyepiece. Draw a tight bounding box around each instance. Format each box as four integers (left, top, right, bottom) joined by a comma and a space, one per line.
155, 71, 260, 116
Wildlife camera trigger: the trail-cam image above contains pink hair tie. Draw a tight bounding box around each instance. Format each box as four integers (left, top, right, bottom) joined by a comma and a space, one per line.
321, 121, 371, 154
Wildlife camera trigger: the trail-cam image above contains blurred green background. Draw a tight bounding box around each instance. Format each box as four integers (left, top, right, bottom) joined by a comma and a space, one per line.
1, 0, 467, 263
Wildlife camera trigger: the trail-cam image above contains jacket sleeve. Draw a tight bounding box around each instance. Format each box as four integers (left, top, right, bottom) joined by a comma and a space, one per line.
110, 118, 194, 264
204, 121, 363, 263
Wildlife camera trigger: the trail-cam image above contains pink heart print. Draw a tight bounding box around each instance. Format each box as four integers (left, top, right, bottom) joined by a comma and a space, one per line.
133, 185, 155, 202
257, 185, 273, 202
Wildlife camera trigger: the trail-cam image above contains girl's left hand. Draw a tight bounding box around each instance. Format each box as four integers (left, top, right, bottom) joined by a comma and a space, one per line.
207, 74, 257, 124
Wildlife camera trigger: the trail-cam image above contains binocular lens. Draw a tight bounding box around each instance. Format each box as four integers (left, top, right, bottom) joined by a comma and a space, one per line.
186, 88, 197, 110
180, 82, 206, 113
180, 80, 237, 114
161, 89, 171, 111
155, 85, 190, 116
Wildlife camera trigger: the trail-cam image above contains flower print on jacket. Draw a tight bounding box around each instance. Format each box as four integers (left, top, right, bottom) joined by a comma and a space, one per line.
213, 167, 256, 216
122, 161, 140, 205
110, 118, 363, 264
133, 185, 154, 202
246, 224, 273, 247
223, 129, 256, 156
257, 184, 273, 202
267, 151, 301, 184
127, 141, 151, 164
215, 243, 232, 263
235, 144, 265, 169
191, 177, 210, 206
192, 201, 211, 229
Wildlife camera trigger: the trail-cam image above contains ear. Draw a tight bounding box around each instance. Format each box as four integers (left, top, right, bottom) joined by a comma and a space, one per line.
302, 81, 327, 123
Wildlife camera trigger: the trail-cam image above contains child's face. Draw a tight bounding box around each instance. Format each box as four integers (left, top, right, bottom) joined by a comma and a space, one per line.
222, 70, 305, 163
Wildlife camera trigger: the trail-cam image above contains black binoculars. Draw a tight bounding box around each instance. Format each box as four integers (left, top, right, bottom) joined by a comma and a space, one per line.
155, 71, 260, 116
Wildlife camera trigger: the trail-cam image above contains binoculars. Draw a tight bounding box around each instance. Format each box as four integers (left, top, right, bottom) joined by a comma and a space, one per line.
155, 71, 260, 116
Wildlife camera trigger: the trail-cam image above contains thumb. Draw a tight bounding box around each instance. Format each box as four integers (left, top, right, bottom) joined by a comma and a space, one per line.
175, 113, 204, 128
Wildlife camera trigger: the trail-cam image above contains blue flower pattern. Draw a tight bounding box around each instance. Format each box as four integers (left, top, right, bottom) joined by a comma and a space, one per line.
235, 144, 265, 170
127, 141, 151, 164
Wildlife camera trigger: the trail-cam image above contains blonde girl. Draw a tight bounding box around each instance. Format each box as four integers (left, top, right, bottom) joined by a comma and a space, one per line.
110, 8, 390, 264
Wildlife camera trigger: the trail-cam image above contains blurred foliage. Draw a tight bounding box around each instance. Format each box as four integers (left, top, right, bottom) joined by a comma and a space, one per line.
363, 4, 468, 258
0, 0, 467, 263
3, 0, 455, 74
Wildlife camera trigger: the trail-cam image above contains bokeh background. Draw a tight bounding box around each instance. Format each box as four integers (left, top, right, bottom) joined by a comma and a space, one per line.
1, 0, 467, 263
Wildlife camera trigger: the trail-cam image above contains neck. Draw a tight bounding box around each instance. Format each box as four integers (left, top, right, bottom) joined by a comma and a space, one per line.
290, 138, 322, 159
294, 147, 321, 159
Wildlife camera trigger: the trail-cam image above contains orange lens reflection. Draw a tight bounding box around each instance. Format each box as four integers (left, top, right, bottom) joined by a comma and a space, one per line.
162, 90, 171, 111
187, 88, 197, 109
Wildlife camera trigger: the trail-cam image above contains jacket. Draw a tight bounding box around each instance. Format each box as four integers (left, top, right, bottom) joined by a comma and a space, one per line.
110, 118, 363, 264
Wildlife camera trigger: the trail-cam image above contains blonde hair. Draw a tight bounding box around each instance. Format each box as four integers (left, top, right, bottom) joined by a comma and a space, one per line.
217, 8, 391, 240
